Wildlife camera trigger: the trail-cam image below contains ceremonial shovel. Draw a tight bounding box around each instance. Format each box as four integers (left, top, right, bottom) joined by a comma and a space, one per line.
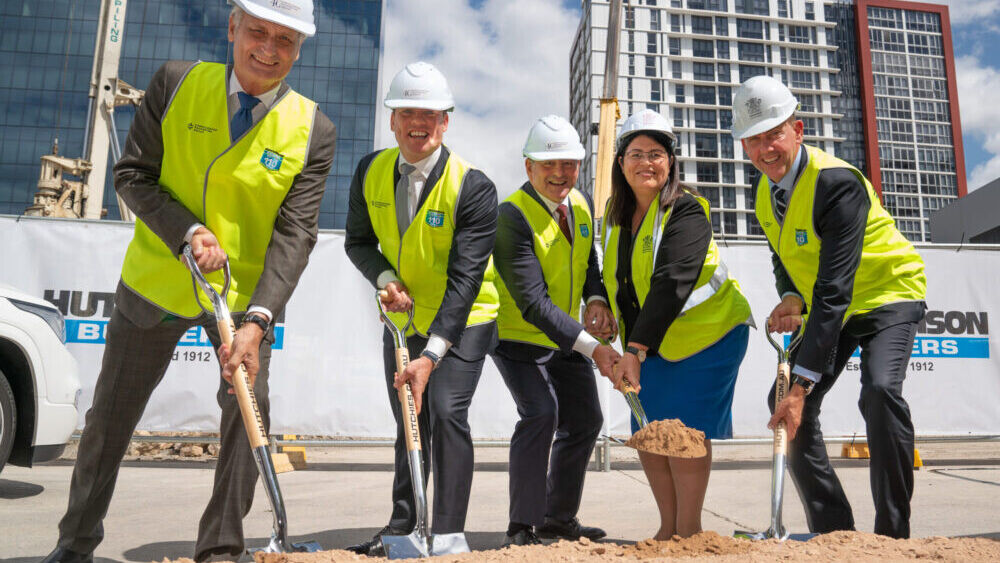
182, 245, 321, 554
376, 290, 470, 558
735, 318, 814, 542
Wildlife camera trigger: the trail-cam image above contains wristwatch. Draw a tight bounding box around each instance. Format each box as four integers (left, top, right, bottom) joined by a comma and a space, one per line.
625, 345, 647, 363
420, 349, 442, 367
791, 374, 816, 395
240, 312, 270, 333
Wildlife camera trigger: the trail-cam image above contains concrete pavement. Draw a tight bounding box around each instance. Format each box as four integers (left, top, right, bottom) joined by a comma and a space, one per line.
2, 441, 998, 562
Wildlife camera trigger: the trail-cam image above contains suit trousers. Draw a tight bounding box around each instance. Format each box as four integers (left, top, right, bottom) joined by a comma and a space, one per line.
382, 329, 483, 534
768, 319, 918, 539
492, 350, 603, 526
56, 305, 273, 559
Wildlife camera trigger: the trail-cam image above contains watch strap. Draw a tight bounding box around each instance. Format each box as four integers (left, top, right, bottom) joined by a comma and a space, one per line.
240, 313, 270, 333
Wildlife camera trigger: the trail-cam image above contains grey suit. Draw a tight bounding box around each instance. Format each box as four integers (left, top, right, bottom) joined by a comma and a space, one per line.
54, 60, 336, 560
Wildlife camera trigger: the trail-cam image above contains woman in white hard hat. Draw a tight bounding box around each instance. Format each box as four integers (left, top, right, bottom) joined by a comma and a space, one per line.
600, 109, 753, 539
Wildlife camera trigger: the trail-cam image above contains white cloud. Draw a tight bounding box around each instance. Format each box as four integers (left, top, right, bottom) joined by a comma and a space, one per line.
955, 55, 1000, 190
378, 0, 581, 198
921, 0, 1000, 26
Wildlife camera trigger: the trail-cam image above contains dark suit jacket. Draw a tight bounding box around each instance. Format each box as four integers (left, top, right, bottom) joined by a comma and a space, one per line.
112, 60, 337, 328
493, 183, 608, 363
344, 146, 498, 361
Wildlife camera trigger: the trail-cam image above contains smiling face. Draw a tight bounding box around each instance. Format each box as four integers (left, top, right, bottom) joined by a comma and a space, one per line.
741, 118, 804, 183
525, 158, 580, 203
390, 108, 449, 163
618, 134, 672, 200
229, 10, 301, 96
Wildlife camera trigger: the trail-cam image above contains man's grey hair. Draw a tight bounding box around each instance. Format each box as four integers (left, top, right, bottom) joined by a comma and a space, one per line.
230, 6, 306, 46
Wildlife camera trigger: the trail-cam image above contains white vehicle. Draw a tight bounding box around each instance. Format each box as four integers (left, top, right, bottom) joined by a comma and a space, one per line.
0, 283, 80, 472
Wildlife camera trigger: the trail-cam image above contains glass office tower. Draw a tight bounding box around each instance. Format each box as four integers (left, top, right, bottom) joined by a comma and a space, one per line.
0, 0, 383, 228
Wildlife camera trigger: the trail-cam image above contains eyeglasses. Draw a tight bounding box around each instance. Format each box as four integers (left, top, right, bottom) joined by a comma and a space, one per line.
623, 150, 669, 164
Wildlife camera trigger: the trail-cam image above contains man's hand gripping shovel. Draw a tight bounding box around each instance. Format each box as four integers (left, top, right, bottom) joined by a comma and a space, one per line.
181, 245, 321, 554
735, 317, 814, 541
376, 290, 470, 558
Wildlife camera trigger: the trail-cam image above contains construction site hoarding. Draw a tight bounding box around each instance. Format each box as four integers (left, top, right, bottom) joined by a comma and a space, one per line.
0, 215, 996, 439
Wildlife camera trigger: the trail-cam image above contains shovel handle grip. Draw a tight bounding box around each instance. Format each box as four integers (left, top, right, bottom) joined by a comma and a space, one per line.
773, 361, 790, 455
395, 347, 422, 453
218, 318, 269, 449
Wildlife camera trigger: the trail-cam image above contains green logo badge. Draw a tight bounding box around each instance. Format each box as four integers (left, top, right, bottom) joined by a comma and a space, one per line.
580, 224, 590, 238
795, 229, 808, 246
425, 210, 445, 227
260, 149, 283, 171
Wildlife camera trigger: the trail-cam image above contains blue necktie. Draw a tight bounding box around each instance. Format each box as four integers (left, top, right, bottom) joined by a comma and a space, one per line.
231, 92, 261, 141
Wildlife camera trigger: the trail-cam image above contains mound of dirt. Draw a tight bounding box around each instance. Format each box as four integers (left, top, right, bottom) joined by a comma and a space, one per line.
201, 531, 999, 562
625, 418, 707, 458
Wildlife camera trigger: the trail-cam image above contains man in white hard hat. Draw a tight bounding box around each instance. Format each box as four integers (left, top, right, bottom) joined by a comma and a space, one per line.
490, 115, 619, 546
732, 75, 926, 538
42, 2, 335, 561
344, 61, 499, 556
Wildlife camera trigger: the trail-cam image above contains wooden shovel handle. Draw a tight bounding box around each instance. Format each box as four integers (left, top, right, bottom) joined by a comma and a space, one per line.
218, 318, 269, 449
773, 361, 790, 455
394, 347, 422, 453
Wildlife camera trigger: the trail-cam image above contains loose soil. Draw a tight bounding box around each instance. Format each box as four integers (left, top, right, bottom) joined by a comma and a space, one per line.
163, 531, 1000, 562
625, 419, 707, 458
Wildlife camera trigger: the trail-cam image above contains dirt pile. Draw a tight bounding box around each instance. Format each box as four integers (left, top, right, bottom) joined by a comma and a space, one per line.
625, 418, 707, 458
206, 531, 1000, 562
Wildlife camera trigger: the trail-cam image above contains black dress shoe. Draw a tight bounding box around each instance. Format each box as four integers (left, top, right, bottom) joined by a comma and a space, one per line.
502, 528, 543, 547
535, 517, 606, 541
345, 525, 409, 557
40, 547, 93, 563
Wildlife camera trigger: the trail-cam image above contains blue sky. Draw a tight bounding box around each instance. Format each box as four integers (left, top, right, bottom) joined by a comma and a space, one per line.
379, 0, 1000, 194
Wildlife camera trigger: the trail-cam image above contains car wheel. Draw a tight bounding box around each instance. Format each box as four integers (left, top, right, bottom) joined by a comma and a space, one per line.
0, 373, 15, 473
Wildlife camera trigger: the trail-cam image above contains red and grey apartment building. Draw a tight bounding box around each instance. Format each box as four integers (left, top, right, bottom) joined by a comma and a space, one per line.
570, 0, 965, 241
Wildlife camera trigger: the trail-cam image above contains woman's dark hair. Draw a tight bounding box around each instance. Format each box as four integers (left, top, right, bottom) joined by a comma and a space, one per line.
605, 131, 697, 228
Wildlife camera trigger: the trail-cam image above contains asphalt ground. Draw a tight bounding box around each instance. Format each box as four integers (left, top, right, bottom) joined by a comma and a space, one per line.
2, 441, 998, 562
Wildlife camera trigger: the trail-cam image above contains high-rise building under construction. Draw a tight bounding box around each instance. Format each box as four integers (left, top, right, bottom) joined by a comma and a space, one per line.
570, 0, 965, 241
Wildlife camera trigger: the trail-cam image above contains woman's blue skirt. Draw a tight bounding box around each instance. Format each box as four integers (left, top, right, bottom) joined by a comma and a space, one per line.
631, 324, 749, 440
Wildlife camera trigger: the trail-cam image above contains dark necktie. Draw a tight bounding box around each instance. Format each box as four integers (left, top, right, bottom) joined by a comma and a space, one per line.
773, 183, 788, 222
556, 204, 573, 242
231, 92, 261, 141
395, 163, 417, 233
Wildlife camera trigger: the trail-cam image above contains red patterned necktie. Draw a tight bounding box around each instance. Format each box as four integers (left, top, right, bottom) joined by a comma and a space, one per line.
556, 204, 573, 241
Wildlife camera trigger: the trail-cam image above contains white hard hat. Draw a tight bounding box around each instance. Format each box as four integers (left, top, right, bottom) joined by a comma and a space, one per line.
522, 115, 585, 161
230, 0, 315, 37
384, 62, 455, 112
616, 109, 676, 153
731, 75, 799, 139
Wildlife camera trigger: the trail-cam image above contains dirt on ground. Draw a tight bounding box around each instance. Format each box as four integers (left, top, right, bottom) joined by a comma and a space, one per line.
162, 531, 1000, 562
625, 419, 707, 458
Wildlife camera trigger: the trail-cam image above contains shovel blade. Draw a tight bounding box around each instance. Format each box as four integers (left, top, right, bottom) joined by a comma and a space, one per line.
247, 537, 323, 554
734, 529, 814, 542
383, 532, 430, 559
431, 533, 470, 556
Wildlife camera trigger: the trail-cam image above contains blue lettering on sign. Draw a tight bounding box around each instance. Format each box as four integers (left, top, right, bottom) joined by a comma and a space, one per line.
65, 320, 284, 350
782, 334, 989, 359
260, 149, 283, 171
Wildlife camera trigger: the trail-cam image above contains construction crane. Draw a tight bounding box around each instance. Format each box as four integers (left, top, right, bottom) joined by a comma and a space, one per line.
25, 0, 141, 221
592, 0, 623, 219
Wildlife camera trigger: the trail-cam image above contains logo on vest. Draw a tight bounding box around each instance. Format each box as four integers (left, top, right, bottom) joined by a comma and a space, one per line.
260, 149, 284, 171
187, 122, 218, 134
425, 209, 446, 227
642, 234, 654, 253
580, 224, 590, 238
795, 229, 808, 246
372, 201, 390, 209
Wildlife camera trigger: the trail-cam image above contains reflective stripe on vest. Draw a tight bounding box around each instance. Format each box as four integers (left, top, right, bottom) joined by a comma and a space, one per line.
754, 145, 926, 321
601, 193, 753, 361
121, 62, 315, 317
363, 147, 499, 336
495, 188, 593, 349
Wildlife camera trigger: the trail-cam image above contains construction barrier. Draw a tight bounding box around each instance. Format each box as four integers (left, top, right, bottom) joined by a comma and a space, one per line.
1, 215, 997, 439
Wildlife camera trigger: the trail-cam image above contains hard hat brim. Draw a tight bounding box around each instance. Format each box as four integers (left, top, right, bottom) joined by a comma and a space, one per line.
523, 148, 586, 161
385, 99, 455, 112
231, 0, 316, 37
